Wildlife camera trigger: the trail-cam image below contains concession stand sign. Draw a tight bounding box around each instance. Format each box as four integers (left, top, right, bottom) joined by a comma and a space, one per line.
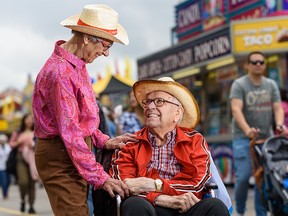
137, 27, 231, 80
231, 16, 288, 54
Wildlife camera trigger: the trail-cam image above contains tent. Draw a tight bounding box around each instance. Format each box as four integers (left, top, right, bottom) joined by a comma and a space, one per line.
92, 74, 135, 95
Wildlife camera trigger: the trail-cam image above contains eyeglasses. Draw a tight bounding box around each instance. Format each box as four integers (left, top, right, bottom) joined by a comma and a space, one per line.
142, 98, 180, 107
88, 35, 113, 51
249, 60, 265, 65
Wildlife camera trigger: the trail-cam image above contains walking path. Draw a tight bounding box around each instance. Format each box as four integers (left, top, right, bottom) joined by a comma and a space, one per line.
0, 184, 257, 216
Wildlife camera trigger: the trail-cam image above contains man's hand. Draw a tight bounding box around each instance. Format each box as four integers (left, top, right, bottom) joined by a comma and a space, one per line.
245, 127, 260, 139
102, 178, 129, 199
154, 193, 200, 213
104, 133, 138, 150
124, 177, 155, 195
276, 125, 288, 136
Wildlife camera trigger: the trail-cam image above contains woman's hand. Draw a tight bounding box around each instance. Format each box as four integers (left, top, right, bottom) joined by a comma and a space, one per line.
104, 133, 138, 150
102, 177, 129, 199
17, 132, 34, 147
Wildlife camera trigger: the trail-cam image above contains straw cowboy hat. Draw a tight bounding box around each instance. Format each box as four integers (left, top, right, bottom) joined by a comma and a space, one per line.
133, 77, 200, 129
61, 4, 129, 45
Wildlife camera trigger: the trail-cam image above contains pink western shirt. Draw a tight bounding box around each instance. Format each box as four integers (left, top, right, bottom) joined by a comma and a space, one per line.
32, 40, 110, 188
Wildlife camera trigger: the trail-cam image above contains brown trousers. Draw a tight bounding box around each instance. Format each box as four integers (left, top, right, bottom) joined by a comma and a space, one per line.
35, 136, 92, 216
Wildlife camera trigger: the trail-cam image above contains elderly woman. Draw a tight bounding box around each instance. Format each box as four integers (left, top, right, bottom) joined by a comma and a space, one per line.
32, 4, 137, 216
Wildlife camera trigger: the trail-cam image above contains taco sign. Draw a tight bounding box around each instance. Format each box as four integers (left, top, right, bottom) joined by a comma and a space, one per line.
231, 16, 288, 54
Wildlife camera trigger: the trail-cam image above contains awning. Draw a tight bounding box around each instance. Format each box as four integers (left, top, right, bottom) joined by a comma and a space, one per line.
92, 74, 135, 95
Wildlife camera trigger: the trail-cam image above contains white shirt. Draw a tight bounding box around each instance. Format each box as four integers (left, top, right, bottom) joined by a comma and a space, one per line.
0, 143, 12, 170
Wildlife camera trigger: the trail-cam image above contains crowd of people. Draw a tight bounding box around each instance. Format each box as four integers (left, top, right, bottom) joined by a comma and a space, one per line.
1, 3, 288, 216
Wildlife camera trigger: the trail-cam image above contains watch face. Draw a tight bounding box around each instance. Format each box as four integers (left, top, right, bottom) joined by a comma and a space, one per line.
155, 179, 162, 185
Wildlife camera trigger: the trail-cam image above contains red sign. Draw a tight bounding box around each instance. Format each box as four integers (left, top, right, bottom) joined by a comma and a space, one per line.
230, 7, 264, 20
229, 0, 260, 12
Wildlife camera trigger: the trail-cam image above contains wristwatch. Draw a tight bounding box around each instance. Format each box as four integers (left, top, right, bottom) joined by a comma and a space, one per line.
155, 179, 163, 192
276, 125, 286, 131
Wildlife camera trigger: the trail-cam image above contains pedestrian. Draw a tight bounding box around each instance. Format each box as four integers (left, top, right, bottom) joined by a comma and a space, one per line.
229, 51, 288, 216
110, 77, 230, 216
118, 90, 144, 134
0, 134, 11, 200
32, 4, 137, 216
9, 113, 37, 214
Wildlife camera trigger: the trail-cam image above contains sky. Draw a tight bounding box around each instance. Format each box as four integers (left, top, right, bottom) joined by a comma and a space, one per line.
0, 0, 181, 92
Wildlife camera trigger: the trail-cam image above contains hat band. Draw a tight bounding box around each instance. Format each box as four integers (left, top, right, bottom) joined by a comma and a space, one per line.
77, 19, 117, 35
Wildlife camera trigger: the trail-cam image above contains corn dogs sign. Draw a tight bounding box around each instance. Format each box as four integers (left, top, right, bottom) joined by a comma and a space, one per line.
231, 16, 288, 54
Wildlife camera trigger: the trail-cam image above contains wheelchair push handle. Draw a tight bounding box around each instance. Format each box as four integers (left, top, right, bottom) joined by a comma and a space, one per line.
204, 182, 218, 190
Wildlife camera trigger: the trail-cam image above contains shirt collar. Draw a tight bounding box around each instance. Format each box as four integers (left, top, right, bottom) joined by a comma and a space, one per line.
148, 128, 176, 147
54, 40, 86, 69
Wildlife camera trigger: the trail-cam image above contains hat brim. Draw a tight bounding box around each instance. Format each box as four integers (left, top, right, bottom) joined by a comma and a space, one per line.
133, 80, 200, 129
61, 14, 129, 45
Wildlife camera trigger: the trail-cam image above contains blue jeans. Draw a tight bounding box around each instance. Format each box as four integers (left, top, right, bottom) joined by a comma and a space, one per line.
232, 138, 266, 216
0, 170, 9, 198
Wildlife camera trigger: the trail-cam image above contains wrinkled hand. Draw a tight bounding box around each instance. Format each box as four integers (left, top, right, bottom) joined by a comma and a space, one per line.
124, 177, 155, 195
104, 133, 138, 150
102, 178, 129, 199
174, 193, 200, 213
155, 193, 200, 213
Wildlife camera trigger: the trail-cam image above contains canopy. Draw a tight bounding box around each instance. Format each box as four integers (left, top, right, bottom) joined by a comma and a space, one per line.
92, 74, 135, 95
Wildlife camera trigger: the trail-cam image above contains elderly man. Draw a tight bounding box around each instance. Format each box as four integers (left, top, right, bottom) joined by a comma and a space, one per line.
110, 77, 230, 216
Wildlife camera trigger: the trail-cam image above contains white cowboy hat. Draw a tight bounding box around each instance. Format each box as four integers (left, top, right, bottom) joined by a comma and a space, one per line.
61, 4, 129, 45
133, 77, 200, 129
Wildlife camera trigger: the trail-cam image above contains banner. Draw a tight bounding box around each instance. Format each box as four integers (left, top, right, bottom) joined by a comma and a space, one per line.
231, 16, 288, 54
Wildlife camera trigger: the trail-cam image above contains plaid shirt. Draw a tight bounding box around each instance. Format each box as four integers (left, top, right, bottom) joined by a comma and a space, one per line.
147, 129, 181, 179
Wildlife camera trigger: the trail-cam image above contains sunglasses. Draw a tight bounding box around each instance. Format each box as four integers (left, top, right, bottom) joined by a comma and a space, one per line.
249, 60, 265, 65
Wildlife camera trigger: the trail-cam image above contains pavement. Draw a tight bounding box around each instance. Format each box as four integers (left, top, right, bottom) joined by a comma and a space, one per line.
0, 184, 258, 216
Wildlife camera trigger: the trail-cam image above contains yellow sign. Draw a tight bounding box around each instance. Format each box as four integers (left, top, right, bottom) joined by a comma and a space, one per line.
231, 16, 288, 54
0, 119, 8, 131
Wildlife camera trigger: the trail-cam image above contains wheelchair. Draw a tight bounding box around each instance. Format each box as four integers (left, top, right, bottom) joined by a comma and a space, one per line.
115, 182, 218, 216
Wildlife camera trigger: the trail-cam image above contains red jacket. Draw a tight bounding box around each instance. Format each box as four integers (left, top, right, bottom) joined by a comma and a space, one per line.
110, 126, 211, 204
